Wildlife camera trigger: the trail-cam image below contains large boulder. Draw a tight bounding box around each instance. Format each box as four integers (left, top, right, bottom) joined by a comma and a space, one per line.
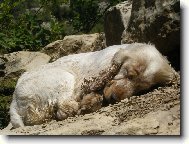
2, 51, 50, 76
104, 1, 132, 46
121, 0, 180, 70
42, 33, 106, 62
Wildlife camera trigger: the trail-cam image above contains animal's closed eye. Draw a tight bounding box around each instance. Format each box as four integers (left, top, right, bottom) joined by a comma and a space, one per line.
114, 73, 125, 80
125, 62, 146, 80
127, 69, 138, 79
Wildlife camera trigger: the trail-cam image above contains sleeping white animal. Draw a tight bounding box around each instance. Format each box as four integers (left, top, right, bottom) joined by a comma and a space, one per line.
9, 43, 175, 128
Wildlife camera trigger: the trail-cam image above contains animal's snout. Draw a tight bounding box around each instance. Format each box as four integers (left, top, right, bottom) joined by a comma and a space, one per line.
109, 93, 119, 104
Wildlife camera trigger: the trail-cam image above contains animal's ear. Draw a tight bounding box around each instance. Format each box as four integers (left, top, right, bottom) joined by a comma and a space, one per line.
112, 49, 130, 65
123, 59, 147, 79
154, 66, 176, 85
114, 73, 124, 80
113, 64, 128, 80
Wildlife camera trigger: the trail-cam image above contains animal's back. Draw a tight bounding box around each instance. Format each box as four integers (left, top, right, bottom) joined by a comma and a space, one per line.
9, 43, 131, 128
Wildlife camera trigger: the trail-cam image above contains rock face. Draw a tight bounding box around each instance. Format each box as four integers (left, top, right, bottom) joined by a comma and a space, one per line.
104, 1, 132, 46
0, 51, 50, 80
1, 51, 50, 76
104, 0, 180, 70
42, 33, 106, 62
122, 0, 180, 70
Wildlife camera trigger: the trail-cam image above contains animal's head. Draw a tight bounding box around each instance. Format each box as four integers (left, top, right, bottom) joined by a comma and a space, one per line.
104, 43, 176, 103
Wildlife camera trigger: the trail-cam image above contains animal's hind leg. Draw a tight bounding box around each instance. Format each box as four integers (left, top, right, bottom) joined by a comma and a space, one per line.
24, 104, 53, 126
9, 100, 24, 128
56, 99, 79, 120
54, 71, 79, 120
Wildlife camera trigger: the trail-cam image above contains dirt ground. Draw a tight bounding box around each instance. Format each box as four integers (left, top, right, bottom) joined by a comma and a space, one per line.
0, 73, 180, 135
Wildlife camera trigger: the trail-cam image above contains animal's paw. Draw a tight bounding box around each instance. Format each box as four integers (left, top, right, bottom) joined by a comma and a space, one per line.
78, 93, 103, 115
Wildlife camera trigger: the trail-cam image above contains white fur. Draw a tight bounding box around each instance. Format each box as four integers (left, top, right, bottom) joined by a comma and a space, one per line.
10, 44, 130, 128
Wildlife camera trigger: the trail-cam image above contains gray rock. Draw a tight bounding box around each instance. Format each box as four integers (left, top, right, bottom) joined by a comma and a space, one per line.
104, 0, 180, 69
104, 1, 132, 46
3, 51, 51, 76
121, 0, 180, 69
42, 33, 106, 62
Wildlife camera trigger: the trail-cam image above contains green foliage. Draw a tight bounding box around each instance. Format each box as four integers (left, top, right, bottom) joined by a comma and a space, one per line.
0, 0, 126, 54
70, 0, 100, 33
70, 0, 126, 33
90, 18, 104, 33
0, 0, 67, 54
0, 77, 18, 96
0, 95, 12, 129
0, 76, 19, 129
109, 0, 126, 5
0, 0, 25, 26
0, 13, 49, 53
